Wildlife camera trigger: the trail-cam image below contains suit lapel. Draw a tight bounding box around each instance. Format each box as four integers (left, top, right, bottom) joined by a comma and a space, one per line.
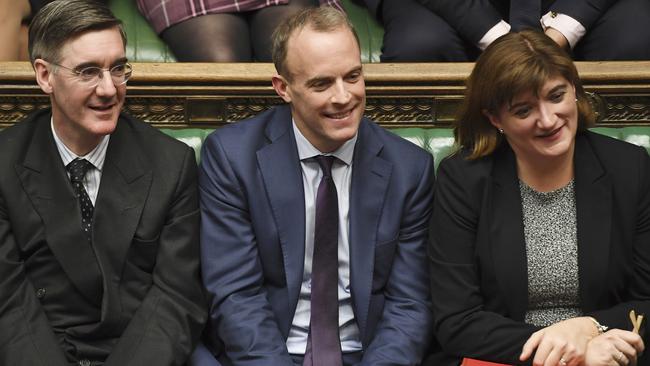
489, 146, 529, 320
348, 121, 392, 337
256, 109, 306, 327
489, 135, 612, 317
15, 113, 103, 305
573, 134, 611, 310
93, 118, 152, 295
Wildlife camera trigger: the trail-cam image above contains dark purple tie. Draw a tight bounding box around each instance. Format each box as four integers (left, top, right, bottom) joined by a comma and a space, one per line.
67, 158, 94, 242
510, 0, 541, 32
303, 155, 342, 366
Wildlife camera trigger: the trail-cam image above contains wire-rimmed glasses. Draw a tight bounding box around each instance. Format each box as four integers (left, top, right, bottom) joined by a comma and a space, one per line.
48, 61, 132, 88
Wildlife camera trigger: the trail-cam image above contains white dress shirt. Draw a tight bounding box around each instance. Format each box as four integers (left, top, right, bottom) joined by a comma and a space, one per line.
286, 121, 363, 355
51, 119, 109, 205
478, 12, 586, 50
541, 11, 586, 49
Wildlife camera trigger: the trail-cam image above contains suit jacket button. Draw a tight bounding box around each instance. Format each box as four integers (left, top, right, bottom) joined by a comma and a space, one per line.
36, 288, 46, 299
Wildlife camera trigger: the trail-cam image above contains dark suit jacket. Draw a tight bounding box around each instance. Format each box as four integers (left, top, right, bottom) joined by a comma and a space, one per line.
0, 109, 207, 365
359, 0, 381, 18
428, 131, 650, 365
197, 105, 434, 365
414, 0, 617, 45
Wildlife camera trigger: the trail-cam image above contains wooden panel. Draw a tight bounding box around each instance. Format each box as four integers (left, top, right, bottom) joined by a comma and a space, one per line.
2, 61, 650, 129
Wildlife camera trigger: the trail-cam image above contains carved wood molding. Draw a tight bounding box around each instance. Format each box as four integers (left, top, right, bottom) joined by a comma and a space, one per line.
2, 61, 650, 129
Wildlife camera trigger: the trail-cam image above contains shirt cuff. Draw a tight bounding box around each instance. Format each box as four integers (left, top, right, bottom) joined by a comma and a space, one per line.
478, 20, 510, 51
541, 12, 586, 49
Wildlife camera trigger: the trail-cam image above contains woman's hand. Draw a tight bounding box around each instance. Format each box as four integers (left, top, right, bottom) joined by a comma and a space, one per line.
520, 317, 598, 366
583, 329, 644, 366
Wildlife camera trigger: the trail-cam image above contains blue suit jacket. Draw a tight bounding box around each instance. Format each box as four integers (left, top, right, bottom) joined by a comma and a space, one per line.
196, 105, 434, 365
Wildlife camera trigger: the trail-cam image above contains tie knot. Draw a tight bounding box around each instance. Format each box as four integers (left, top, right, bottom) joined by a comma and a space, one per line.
67, 158, 93, 183
315, 155, 336, 178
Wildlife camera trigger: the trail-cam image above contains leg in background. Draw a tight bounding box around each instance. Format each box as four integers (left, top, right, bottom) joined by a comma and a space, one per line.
249, 0, 319, 62
0, 0, 31, 61
161, 12, 252, 62
573, 0, 650, 60
380, 0, 477, 62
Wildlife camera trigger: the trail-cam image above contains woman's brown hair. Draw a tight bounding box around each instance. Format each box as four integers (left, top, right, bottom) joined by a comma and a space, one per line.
455, 30, 595, 159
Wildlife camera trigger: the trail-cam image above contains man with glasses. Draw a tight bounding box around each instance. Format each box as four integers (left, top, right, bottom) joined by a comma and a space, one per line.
0, 1, 206, 365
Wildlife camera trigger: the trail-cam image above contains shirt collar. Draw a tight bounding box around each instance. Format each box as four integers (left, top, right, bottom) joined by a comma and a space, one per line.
51, 117, 110, 171
292, 119, 357, 166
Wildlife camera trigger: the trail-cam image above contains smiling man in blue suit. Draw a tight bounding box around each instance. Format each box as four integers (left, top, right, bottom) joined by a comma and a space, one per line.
195, 6, 434, 366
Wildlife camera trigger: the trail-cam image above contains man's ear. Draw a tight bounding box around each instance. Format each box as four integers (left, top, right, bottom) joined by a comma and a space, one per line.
482, 108, 501, 131
33, 59, 54, 95
271, 74, 292, 103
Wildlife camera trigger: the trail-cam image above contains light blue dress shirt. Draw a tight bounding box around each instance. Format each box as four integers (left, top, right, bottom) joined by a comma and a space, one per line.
286, 121, 363, 355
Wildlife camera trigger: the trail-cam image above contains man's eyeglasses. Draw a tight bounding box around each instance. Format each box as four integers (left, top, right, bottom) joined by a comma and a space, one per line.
49, 61, 132, 88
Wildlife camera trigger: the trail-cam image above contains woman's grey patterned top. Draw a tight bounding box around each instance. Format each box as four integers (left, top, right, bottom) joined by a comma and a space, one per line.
519, 179, 583, 327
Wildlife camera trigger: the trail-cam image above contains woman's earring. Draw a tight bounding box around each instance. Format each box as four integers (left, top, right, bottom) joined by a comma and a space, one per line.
575, 98, 578, 102
498, 128, 504, 134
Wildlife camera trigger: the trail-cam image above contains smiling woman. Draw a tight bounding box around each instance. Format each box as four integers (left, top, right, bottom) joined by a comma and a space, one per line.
427, 30, 650, 366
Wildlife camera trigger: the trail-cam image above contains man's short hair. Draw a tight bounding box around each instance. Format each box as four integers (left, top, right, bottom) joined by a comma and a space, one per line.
28, 0, 126, 65
271, 6, 360, 79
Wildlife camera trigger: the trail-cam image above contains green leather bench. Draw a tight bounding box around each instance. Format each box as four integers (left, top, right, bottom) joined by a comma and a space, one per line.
109, 0, 384, 63
3, 125, 645, 168
161, 128, 456, 168
162, 127, 650, 168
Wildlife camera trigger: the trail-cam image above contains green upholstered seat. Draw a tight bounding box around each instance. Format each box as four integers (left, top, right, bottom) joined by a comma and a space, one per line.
592, 127, 650, 150
108, 0, 383, 63
341, 0, 384, 62
161, 127, 650, 170
1, 126, 648, 167
109, 0, 176, 62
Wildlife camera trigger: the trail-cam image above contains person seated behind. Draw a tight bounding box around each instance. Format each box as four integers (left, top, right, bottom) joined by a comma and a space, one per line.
0, 0, 111, 61
427, 29, 647, 365
0, 1, 206, 364
136, 0, 344, 62
194, 6, 434, 365
0, 0, 30, 61
359, 0, 650, 61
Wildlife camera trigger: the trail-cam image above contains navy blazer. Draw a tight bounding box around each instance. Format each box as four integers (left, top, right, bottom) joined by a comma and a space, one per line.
197, 105, 434, 365
0, 109, 206, 365
414, 0, 617, 45
429, 131, 650, 365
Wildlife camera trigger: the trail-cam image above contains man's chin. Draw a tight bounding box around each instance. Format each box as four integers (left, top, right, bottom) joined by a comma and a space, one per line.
88, 117, 119, 136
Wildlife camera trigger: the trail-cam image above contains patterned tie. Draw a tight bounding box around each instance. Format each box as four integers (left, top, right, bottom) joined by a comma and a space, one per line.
67, 158, 94, 242
510, 0, 542, 32
303, 155, 342, 366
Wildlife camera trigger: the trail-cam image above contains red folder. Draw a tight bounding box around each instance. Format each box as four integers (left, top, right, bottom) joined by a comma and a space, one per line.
461, 358, 512, 366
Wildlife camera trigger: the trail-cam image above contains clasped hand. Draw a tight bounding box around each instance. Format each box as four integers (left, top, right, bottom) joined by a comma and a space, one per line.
519, 317, 644, 366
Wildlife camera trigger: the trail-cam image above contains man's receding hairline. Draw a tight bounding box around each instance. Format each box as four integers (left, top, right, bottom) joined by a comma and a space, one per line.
55, 25, 126, 61
282, 24, 358, 78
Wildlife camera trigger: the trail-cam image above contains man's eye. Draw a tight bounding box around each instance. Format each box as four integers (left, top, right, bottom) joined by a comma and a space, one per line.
78, 67, 100, 79
111, 64, 126, 74
311, 83, 328, 91
346, 73, 360, 82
